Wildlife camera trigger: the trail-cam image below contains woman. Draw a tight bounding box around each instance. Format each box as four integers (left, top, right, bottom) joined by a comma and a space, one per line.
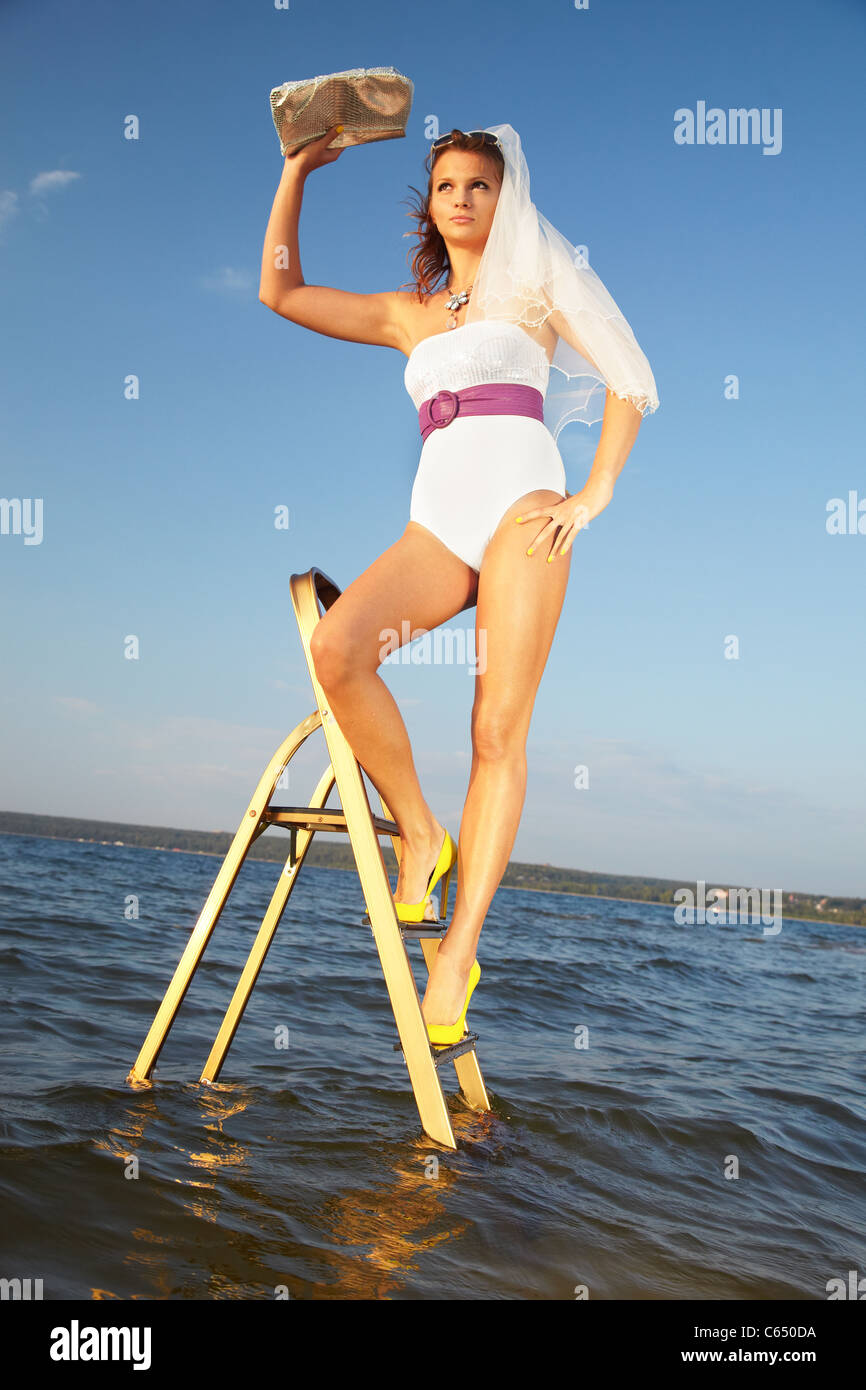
259, 124, 658, 1047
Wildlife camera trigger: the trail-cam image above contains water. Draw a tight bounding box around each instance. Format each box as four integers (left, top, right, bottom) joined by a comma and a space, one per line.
0, 831, 863, 1299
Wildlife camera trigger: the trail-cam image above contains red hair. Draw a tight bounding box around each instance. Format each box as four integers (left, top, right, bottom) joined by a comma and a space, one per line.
399, 130, 505, 301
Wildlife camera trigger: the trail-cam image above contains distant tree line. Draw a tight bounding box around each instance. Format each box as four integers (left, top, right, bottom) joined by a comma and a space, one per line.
0, 810, 862, 926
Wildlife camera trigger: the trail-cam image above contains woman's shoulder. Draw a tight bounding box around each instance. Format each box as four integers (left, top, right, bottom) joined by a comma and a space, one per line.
394, 286, 433, 317
392, 287, 442, 354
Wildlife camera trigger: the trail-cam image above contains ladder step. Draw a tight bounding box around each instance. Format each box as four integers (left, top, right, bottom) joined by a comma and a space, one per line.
362, 892, 444, 931
362, 918, 446, 937
394, 1031, 479, 1068
262, 805, 398, 835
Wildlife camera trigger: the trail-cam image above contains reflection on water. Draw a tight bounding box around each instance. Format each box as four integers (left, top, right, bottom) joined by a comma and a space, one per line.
0, 832, 864, 1299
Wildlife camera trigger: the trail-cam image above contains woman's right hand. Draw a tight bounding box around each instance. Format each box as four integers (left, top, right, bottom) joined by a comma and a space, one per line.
284, 125, 345, 177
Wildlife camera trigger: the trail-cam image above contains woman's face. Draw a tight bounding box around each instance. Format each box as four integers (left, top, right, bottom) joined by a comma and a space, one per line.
428, 148, 502, 256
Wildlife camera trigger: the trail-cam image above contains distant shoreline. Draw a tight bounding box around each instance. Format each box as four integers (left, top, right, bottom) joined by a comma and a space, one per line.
0, 825, 861, 930
0, 825, 655, 905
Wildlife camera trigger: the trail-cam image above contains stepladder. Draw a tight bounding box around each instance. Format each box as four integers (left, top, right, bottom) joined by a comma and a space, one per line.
126, 566, 491, 1150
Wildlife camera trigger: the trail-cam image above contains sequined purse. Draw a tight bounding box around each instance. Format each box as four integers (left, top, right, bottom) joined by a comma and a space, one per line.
269, 66, 414, 157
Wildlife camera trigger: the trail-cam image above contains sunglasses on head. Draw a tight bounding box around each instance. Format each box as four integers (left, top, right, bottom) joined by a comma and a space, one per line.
431, 130, 500, 152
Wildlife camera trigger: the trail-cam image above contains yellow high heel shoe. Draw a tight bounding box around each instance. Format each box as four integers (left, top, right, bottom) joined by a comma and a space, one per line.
394, 828, 458, 924
426, 959, 481, 1048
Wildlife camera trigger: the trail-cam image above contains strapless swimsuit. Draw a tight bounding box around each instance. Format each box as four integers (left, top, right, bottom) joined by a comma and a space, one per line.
404, 319, 567, 572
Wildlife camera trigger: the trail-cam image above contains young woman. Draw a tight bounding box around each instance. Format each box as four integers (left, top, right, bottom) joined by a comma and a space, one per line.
259, 124, 658, 1048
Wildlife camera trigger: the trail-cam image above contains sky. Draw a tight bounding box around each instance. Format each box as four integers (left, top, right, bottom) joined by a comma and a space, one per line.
1, 0, 864, 896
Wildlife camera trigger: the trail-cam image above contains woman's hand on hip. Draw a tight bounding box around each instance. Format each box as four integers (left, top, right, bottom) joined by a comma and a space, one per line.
515, 477, 615, 561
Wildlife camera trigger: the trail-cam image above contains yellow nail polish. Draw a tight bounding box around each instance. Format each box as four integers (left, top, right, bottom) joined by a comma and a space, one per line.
527, 547, 534, 556
336, 124, 344, 133
515, 515, 522, 523
547, 554, 554, 562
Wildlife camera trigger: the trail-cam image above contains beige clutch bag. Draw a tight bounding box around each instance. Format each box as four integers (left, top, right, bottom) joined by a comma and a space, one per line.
270, 66, 414, 157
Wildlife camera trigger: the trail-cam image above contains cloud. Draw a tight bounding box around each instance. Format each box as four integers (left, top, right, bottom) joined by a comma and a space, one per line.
199, 266, 256, 295
0, 191, 19, 229
271, 679, 314, 694
80, 711, 300, 792
54, 696, 103, 715
0, 171, 80, 242
119, 713, 287, 756
29, 170, 81, 196
92, 761, 251, 787
530, 732, 859, 827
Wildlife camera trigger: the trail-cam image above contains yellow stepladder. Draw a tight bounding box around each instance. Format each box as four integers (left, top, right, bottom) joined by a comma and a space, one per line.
126, 567, 491, 1150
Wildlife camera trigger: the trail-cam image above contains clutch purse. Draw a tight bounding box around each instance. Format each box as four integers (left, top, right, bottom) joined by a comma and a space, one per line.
270, 66, 414, 157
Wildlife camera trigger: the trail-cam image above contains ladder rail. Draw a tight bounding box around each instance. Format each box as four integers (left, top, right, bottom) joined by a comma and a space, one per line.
126, 567, 491, 1151
200, 764, 336, 1083
126, 711, 322, 1084
290, 570, 458, 1150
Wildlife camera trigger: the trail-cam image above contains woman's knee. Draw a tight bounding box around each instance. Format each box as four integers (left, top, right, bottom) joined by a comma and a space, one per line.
310, 619, 357, 690
471, 704, 528, 762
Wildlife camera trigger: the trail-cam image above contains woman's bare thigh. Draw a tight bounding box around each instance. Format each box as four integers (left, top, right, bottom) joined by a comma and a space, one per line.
472, 489, 571, 743
311, 522, 479, 678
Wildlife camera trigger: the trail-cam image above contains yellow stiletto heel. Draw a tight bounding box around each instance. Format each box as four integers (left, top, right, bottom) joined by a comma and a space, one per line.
426, 959, 481, 1048
438, 859, 455, 919
394, 829, 458, 924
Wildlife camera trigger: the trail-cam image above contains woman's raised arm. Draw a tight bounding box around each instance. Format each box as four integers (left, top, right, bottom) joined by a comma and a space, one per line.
258, 126, 405, 353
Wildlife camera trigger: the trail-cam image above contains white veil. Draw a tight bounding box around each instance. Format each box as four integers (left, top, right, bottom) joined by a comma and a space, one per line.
463, 124, 659, 444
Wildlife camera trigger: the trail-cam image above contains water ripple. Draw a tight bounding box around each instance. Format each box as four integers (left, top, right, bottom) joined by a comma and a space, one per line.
0, 832, 863, 1299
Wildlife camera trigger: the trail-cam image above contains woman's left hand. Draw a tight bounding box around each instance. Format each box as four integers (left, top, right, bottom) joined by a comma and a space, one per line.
516, 476, 615, 561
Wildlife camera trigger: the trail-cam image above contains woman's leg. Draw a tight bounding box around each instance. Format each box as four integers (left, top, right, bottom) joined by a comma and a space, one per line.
421, 489, 571, 1026
310, 521, 477, 909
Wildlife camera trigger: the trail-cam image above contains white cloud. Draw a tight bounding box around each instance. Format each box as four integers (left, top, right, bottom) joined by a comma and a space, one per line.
199, 266, 256, 295
92, 760, 251, 787
0, 191, 19, 228
29, 170, 82, 196
0, 171, 80, 242
54, 696, 102, 715
120, 712, 286, 756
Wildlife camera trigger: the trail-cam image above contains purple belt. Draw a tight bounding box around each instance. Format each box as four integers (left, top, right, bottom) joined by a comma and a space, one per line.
418, 382, 544, 443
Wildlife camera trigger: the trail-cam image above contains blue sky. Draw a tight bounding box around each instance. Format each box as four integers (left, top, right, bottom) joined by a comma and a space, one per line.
1, 0, 864, 895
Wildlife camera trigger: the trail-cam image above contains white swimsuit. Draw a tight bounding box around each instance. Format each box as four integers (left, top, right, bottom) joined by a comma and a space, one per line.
404, 319, 567, 572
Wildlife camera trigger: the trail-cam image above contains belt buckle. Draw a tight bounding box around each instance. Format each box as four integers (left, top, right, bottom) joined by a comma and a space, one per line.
428, 389, 459, 429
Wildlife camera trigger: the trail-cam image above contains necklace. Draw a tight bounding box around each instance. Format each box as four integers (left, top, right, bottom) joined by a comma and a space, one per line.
444, 281, 473, 329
